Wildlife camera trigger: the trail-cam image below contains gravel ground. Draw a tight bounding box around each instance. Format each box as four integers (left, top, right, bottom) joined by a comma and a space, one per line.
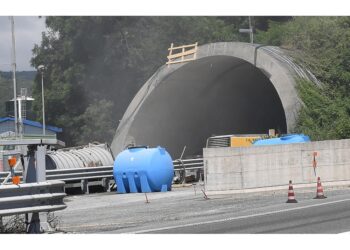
54, 182, 350, 233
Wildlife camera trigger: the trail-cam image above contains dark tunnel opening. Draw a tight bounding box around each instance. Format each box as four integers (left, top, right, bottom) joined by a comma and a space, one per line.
128, 55, 287, 158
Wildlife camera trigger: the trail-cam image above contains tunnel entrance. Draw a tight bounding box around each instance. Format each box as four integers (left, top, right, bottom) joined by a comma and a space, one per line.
126, 55, 287, 158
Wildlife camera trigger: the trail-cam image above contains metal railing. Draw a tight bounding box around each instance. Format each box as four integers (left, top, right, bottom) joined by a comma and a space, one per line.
173, 158, 204, 183
0, 158, 204, 191
45, 166, 114, 182
173, 158, 203, 170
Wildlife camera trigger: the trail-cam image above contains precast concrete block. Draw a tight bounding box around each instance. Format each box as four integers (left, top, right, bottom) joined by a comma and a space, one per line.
206, 172, 243, 191
206, 157, 241, 174
204, 139, 350, 192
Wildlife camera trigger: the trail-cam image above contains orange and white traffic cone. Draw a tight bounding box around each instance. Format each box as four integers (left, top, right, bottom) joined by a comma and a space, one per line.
286, 180, 298, 203
314, 177, 327, 199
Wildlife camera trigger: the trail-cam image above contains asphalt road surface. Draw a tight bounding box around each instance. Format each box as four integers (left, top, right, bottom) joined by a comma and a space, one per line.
56, 184, 350, 234
141, 197, 350, 234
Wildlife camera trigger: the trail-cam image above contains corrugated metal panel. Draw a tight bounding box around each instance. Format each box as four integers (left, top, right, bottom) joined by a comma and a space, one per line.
70, 149, 98, 166
47, 144, 114, 169
51, 151, 83, 169
82, 146, 112, 165
49, 150, 83, 169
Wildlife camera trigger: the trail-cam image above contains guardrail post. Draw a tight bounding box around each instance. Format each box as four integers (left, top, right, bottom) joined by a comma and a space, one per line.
27, 212, 55, 234
81, 179, 89, 194
27, 212, 41, 233
102, 178, 110, 192
0, 216, 3, 232
195, 169, 201, 182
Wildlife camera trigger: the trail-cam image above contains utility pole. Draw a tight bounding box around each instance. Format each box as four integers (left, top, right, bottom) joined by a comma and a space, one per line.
10, 16, 18, 137
248, 16, 254, 44
239, 16, 254, 44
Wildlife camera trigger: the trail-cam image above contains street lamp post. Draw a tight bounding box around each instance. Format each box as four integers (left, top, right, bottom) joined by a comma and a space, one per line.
248, 16, 254, 44
10, 16, 18, 137
38, 65, 46, 136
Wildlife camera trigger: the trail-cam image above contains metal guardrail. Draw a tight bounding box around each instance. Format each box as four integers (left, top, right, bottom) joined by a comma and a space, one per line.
45, 166, 114, 181
173, 158, 203, 170
0, 180, 66, 217
0, 167, 114, 184
0, 167, 115, 194
173, 158, 204, 183
0, 158, 204, 191
0, 158, 204, 181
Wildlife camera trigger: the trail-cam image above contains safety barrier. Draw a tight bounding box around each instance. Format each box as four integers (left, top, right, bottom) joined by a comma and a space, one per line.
173, 158, 204, 183
0, 158, 204, 192
45, 166, 115, 194
0, 167, 113, 184
0, 167, 115, 194
0, 180, 66, 217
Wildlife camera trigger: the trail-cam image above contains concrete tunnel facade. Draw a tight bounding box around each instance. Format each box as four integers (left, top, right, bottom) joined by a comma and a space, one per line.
111, 42, 314, 158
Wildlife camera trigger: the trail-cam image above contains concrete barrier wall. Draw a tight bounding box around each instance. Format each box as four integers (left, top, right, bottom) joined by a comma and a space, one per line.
203, 139, 350, 191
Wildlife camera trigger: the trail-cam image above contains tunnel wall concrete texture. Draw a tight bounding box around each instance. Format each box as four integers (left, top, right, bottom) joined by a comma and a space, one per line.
203, 139, 350, 192
111, 42, 314, 158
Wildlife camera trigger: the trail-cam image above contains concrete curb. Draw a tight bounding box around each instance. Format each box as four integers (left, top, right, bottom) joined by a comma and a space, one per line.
206, 180, 350, 196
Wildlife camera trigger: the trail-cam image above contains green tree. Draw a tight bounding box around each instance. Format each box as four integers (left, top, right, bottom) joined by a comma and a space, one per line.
295, 79, 350, 140
256, 17, 350, 90
255, 17, 350, 140
76, 99, 116, 145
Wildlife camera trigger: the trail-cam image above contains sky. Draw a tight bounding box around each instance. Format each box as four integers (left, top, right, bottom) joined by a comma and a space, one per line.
0, 16, 46, 72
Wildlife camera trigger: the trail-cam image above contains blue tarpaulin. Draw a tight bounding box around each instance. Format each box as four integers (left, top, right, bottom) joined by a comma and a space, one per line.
253, 134, 310, 146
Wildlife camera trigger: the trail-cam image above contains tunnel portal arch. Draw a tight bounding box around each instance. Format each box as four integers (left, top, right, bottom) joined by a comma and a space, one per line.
111, 42, 311, 158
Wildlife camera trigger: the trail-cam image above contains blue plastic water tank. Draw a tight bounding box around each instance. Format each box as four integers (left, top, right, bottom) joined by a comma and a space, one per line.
113, 146, 174, 193
253, 134, 310, 146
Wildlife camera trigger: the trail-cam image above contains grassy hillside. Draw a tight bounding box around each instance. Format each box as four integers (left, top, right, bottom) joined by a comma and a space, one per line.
0, 71, 35, 117
255, 17, 350, 140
